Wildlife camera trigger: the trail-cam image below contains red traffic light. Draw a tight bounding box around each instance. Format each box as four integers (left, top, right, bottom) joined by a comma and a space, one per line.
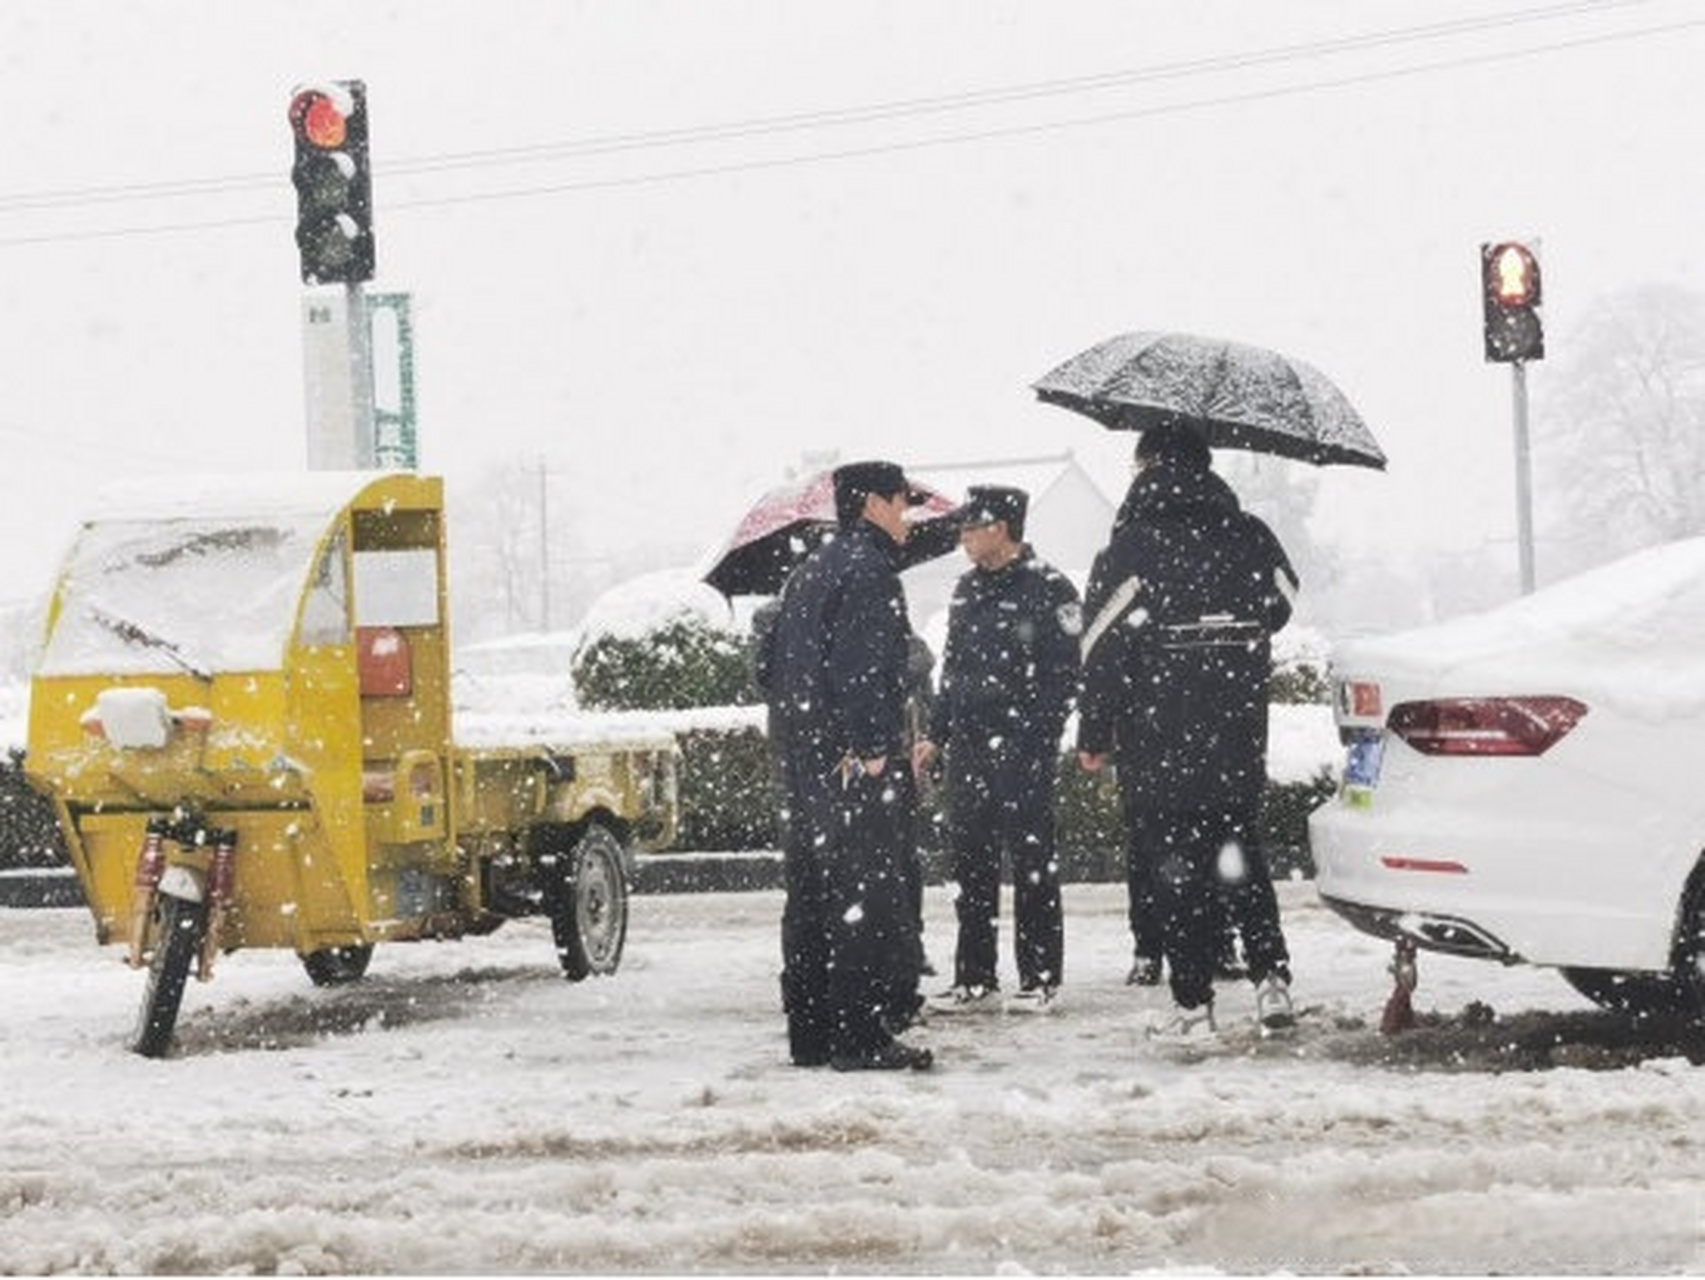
289, 80, 373, 285
1486, 241, 1540, 308
290, 89, 349, 150
1480, 239, 1544, 363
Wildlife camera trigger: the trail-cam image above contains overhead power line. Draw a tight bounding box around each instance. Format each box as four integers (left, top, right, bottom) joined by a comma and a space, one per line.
385, 14, 1705, 210
365, 0, 1669, 179
0, 0, 1663, 212
0, 1, 1697, 247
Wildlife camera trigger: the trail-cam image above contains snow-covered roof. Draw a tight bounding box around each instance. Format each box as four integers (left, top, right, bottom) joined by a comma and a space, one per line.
906, 450, 1122, 510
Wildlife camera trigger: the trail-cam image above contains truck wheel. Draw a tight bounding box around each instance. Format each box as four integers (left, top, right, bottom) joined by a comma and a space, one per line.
302, 944, 374, 987
549, 825, 629, 981
132, 892, 208, 1059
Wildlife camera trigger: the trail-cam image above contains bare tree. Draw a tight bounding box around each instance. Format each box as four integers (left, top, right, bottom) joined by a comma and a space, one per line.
449, 461, 545, 643
1220, 452, 1342, 621
450, 459, 628, 646
1535, 284, 1705, 579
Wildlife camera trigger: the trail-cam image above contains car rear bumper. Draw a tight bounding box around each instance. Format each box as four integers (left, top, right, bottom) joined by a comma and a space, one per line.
1309, 787, 1679, 972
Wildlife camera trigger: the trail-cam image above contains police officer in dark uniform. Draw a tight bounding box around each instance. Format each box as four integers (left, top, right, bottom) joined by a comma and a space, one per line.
760, 460, 934, 1072
913, 486, 1082, 1004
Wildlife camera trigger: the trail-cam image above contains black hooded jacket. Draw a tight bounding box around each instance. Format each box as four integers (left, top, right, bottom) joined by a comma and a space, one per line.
1076, 463, 1298, 810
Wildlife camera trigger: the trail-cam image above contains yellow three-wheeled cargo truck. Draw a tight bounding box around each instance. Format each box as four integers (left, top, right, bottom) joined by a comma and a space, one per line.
25, 472, 678, 1056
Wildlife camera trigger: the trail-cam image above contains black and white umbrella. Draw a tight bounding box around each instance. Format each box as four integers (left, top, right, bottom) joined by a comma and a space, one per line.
1033, 330, 1387, 470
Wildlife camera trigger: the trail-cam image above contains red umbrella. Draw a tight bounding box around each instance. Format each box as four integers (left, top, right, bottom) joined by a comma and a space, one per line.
702, 470, 960, 598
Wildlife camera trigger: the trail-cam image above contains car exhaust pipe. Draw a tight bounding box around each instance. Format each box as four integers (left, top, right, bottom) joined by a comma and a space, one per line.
1320, 894, 1519, 963
1392, 911, 1513, 961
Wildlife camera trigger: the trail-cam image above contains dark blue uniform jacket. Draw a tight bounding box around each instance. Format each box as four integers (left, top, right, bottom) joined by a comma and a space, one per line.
760, 522, 911, 763
928, 547, 1081, 763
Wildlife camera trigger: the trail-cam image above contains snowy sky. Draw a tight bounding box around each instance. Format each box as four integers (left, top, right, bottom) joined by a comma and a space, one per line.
4, 1, 1705, 609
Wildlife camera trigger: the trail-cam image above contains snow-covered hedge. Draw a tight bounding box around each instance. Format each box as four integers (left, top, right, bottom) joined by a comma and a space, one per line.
0, 749, 66, 870
670, 720, 1335, 878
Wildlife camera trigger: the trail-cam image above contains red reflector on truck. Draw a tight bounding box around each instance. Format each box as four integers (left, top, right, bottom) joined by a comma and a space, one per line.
1387, 696, 1587, 757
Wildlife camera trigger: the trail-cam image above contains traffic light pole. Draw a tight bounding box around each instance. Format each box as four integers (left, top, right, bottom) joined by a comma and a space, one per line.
292, 80, 380, 470
1481, 239, 1542, 596
1511, 360, 1535, 595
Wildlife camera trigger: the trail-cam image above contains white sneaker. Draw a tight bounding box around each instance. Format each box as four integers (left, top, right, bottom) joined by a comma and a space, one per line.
1146, 1001, 1217, 1042
930, 983, 999, 1013
1008, 984, 1059, 1010
1255, 976, 1295, 1030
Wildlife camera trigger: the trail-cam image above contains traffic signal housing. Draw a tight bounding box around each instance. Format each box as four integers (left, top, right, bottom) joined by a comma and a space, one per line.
1481, 240, 1543, 363
289, 81, 374, 285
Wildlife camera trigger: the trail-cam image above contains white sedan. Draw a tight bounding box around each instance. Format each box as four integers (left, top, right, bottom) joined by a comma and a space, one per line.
1309, 537, 1705, 1023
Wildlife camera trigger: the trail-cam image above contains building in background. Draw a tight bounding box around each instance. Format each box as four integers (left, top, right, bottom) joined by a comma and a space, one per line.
904, 451, 1119, 640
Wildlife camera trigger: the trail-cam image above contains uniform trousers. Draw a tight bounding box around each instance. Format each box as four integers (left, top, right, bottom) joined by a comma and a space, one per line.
945, 744, 1063, 991
1128, 806, 1289, 1009
1121, 785, 1241, 968
778, 736, 923, 1063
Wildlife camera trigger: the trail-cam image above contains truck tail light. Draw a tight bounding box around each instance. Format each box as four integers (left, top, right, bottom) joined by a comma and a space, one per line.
1387, 696, 1587, 757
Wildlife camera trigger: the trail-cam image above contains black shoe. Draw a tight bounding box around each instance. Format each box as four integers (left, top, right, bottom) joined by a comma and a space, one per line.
830, 1040, 934, 1072
881, 992, 926, 1036
1126, 955, 1162, 987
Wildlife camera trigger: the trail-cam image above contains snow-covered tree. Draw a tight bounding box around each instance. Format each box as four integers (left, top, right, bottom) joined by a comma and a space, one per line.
1534, 284, 1705, 580
1219, 452, 1343, 625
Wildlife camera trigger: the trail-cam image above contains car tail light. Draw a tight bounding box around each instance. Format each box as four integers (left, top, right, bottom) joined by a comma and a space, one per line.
1387, 696, 1587, 757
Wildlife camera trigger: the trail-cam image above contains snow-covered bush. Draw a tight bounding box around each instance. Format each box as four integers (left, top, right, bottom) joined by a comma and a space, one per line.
674, 727, 778, 851
1271, 623, 1332, 705
0, 749, 67, 870
573, 616, 756, 711
569, 571, 756, 711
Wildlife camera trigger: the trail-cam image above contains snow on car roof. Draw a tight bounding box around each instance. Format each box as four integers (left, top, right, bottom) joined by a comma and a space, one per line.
1332, 535, 1705, 720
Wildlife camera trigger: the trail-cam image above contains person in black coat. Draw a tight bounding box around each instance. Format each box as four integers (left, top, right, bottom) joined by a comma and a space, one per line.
1076, 421, 1300, 1037
757, 459, 934, 1072
913, 486, 1081, 1004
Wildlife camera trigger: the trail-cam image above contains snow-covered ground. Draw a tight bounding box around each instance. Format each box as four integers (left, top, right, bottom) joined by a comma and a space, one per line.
3, 880, 1700, 1275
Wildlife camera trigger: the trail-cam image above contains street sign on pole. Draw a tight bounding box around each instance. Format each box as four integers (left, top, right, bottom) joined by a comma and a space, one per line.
368, 293, 417, 469
301, 286, 375, 469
